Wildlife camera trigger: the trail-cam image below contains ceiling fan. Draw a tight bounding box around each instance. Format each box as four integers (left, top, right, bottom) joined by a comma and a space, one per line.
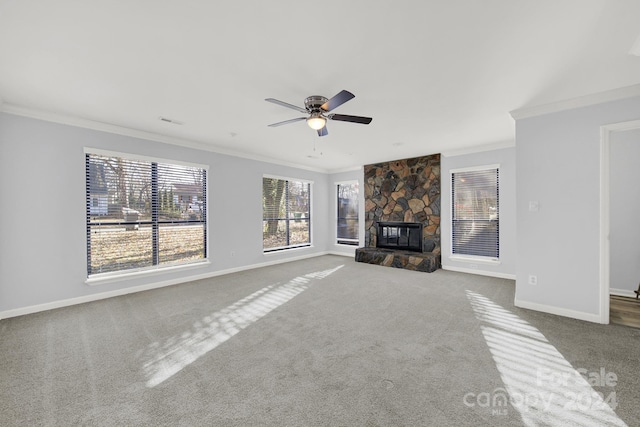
265, 90, 372, 137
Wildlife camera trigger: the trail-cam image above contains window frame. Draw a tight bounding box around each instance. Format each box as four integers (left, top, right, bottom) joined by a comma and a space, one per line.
84, 148, 209, 282
262, 174, 313, 253
335, 180, 360, 246
450, 164, 500, 262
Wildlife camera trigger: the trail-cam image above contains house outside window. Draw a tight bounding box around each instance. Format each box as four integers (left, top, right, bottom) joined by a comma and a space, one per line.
263, 176, 311, 252
451, 166, 499, 259
336, 181, 359, 245
85, 150, 207, 277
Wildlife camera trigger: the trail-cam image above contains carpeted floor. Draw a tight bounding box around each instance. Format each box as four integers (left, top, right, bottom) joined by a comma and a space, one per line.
1, 255, 639, 426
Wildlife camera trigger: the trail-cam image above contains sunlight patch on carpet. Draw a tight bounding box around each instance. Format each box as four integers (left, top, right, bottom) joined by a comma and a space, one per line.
141, 265, 343, 387
465, 290, 626, 427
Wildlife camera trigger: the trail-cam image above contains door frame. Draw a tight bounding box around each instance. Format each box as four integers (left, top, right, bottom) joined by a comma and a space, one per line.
599, 119, 640, 323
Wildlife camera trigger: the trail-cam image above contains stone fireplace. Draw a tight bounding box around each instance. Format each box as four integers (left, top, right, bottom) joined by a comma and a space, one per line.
355, 154, 441, 272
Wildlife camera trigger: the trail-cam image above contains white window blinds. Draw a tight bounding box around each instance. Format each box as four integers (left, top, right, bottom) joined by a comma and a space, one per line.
263, 177, 311, 251
451, 167, 499, 259
86, 152, 207, 276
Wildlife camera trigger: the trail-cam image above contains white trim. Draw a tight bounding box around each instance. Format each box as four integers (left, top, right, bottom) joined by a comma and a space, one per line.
86, 261, 210, 286
335, 180, 360, 246
510, 84, 640, 120
85, 150, 210, 281
263, 245, 314, 256
449, 165, 501, 262
599, 119, 640, 325
442, 140, 514, 157
600, 119, 640, 133
328, 165, 363, 174
600, 125, 611, 324
514, 298, 603, 324
262, 175, 314, 253
84, 147, 209, 171
334, 179, 359, 186
1, 103, 330, 173
443, 265, 514, 280
449, 164, 500, 174
448, 255, 500, 264
310, 179, 315, 251
335, 241, 359, 246
0, 252, 330, 320
262, 173, 314, 185
610, 288, 638, 298
328, 250, 356, 257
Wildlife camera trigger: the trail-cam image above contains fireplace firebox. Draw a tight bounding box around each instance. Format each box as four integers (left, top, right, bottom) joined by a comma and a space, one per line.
377, 221, 423, 252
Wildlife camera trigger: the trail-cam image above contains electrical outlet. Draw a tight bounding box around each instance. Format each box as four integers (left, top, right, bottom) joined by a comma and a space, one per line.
528, 275, 537, 285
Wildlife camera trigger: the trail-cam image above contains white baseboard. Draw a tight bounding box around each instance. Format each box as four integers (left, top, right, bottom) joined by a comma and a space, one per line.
514, 298, 604, 324
0, 251, 330, 320
442, 265, 516, 280
328, 250, 356, 257
610, 288, 638, 298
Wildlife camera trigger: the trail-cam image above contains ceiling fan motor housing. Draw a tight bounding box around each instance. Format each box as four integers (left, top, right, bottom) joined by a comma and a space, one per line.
304, 96, 328, 112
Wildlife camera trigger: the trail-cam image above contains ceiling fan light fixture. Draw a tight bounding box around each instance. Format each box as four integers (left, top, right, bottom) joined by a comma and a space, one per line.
307, 113, 326, 130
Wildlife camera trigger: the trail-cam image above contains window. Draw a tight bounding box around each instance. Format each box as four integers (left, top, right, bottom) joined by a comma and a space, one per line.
451, 166, 499, 259
85, 151, 207, 277
337, 182, 359, 245
263, 176, 311, 252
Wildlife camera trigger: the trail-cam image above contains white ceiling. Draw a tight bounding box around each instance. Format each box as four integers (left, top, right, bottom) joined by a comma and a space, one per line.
1, 1, 640, 172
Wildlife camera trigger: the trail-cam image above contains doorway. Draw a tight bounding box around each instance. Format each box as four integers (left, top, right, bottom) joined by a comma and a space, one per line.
600, 119, 640, 325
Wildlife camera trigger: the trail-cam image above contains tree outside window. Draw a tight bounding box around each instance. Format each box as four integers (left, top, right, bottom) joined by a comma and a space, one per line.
263, 177, 311, 251
86, 152, 207, 276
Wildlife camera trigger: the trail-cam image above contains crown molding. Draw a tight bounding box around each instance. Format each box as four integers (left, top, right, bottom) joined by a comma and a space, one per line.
509, 83, 640, 120
327, 164, 363, 174
0, 103, 331, 174
441, 139, 515, 157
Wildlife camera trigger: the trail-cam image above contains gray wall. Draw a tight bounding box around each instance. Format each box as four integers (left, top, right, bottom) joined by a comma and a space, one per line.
12, 92, 638, 322
0, 113, 330, 315
441, 147, 516, 279
610, 127, 640, 296
515, 96, 640, 319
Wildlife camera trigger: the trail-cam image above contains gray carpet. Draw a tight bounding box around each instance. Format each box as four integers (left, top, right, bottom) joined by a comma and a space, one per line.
1, 255, 639, 426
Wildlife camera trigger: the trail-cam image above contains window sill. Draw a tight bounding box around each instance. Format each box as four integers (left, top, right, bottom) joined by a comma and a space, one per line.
85, 260, 210, 286
449, 255, 501, 265
263, 245, 313, 255
335, 243, 359, 248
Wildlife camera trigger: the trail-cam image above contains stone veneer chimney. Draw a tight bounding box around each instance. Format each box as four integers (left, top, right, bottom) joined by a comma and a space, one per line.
363, 153, 441, 254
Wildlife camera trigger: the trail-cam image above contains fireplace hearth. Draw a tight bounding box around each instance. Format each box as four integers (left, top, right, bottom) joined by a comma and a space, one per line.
377, 222, 423, 252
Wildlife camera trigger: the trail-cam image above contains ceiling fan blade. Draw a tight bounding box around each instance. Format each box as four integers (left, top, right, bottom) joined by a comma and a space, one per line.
321, 90, 355, 112
268, 117, 306, 127
328, 113, 372, 125
265, 98, 308, 114
317, 126, 328, 137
